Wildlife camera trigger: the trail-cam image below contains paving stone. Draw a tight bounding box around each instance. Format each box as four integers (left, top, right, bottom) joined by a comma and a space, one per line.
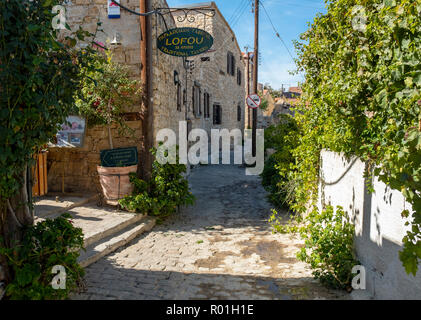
72, 164, 350, 300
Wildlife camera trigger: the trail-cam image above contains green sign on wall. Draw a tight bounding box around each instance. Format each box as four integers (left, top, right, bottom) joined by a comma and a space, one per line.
100, 147, 138, 167
157, 27, 214, 57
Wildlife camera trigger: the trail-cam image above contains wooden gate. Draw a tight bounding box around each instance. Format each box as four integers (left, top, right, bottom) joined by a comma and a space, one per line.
32, 152, 48, 197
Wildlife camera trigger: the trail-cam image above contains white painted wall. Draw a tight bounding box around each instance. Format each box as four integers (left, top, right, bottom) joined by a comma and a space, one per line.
318, 150, 421, 299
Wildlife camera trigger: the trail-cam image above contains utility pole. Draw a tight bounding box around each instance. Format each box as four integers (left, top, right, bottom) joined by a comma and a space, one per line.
252, 0, 259, 157
244, 46, 251, 129
140, 0, 152, 179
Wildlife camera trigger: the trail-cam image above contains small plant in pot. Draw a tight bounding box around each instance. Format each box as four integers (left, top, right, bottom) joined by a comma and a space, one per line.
75, 49, 143, 204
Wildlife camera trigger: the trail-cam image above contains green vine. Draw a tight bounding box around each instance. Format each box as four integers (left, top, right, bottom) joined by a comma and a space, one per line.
285, 0, 421, 275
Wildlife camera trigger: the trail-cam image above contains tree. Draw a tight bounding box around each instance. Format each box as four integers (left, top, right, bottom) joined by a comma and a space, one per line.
0, 0, 96, 284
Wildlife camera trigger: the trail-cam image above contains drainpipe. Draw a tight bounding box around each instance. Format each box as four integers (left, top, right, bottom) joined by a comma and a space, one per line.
140, 0, 152, 179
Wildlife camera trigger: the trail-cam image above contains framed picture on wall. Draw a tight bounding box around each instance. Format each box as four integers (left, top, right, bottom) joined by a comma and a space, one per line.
54, 116, 86, 148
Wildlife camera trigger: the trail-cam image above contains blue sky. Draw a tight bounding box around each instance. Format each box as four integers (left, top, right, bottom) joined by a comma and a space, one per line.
167, 0, 327, 90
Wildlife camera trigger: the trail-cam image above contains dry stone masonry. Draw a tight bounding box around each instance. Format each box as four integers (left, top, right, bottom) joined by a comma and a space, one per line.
47, 1, 247, 193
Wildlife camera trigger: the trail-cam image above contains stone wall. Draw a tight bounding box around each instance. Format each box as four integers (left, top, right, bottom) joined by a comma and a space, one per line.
48, 0, 144, 193
149, 0, 188, 146
173, 2, 246, 139
318, 150, 421, 299
48, 121, 142, 193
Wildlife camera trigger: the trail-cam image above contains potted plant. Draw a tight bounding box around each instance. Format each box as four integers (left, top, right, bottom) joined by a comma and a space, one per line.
75, 49, 143, 204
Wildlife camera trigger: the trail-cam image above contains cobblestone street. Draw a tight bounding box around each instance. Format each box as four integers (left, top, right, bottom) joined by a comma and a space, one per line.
73, 164, 349, 300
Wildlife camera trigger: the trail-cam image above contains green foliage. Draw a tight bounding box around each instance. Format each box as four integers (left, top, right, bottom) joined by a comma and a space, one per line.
261, 115, 299, 208
264, 114, 299, 151
0, 214, 85, 299
296, 206, 358, 290
0, 0, 98, 199
262, 84, 283, 99
279, 0, 421, 275
75, 50, 143, 128
0, 0, 98, 297
119, 146, 195, 217
260, 98, 269, 111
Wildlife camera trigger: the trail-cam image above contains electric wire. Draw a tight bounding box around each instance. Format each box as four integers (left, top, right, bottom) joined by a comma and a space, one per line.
260, 0, 295, 64
227, 0, 249, 25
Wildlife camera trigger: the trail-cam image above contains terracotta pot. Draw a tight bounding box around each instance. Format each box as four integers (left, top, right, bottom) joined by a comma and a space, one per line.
97, 165, 138, 201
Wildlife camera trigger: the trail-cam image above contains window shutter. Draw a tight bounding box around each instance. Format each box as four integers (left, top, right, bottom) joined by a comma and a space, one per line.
199, 89, 202, 116
192, 86, 195, 115
231, 55, 235, 76
207, 96, 209, 118
227, 53, 230, 74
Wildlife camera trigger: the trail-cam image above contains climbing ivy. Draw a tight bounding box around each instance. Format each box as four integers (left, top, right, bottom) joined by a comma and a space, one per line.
0, 0, 100, 287
287, 0, 421, 275
0, 0, 97, 201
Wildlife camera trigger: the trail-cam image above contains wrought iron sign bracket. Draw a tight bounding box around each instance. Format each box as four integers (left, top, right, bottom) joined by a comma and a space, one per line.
155, 7, 216, 31
110, 1, 215, 32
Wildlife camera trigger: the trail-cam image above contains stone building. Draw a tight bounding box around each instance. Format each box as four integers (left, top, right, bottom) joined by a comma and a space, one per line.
171, 2, 246, 137
46, 0, 246, 194
254, 87, 302, 128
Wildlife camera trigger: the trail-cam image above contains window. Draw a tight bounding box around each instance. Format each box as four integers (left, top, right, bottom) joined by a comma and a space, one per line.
213, 104, 222, 125
201, 57, 210, 62
204, 92, 210, 118
192, 85, 201, 117
237, 105, 241, 121
237, 68, 242, 85
176, 83, 182, 111
227, 52, 235, 76
231, 54, 235, 76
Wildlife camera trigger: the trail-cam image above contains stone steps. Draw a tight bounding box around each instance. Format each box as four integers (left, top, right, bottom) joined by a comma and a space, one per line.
34, 195, 156, 269
34, 194, 100, 221
83, 213, 147, 248
78, 216, 155, 268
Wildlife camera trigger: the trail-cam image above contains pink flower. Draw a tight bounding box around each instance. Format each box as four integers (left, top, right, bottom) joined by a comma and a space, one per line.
93, 42, 105, 52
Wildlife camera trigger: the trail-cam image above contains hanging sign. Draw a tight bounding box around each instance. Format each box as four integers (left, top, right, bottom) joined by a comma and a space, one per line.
100, 147, 138, 167
108, 0, 121, 19
246, 94, 261, 109
157, 27, 214, 57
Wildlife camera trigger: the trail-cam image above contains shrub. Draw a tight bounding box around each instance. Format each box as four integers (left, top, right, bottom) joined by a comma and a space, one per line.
261, 115, 299, 208
296, 206, 358, 290
0, 214, 85, 300
119, 146, 195, 218
75, 50, 143, 129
